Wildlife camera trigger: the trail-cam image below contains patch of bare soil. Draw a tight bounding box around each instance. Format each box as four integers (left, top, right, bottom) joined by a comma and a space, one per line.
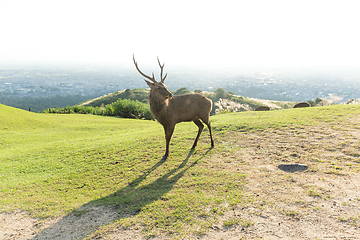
198, 123, 360, 239
2, 119, 360, 239
0, 206, 119, 240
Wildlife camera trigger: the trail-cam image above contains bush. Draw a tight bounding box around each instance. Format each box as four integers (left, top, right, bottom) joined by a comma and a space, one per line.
45, 99, 152, 120
106, 99, 152, 117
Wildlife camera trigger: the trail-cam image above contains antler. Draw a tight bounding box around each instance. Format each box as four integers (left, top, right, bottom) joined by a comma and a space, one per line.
157, 57, 167, 83
133, 54, 156, 83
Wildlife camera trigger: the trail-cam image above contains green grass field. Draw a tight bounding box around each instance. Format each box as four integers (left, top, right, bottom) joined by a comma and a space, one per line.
1, 103, 360, 238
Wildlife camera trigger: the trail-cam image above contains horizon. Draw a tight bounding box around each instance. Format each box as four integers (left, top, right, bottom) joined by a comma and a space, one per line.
1, 0, 360, 69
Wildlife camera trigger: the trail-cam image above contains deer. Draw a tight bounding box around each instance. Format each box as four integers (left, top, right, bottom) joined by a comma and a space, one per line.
133, 55, 214, 159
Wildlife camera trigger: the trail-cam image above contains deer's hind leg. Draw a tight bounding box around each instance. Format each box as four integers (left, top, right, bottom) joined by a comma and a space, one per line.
200, 116, 214, 148
192, 119, 204, 149
206, 121, 214, 148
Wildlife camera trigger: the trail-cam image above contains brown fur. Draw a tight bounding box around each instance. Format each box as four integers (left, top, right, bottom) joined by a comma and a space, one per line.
134, 56, 214, 159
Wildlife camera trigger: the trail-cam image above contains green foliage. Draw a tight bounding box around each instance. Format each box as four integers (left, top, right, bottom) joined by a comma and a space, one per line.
44, 98, 152, 119
214, 88, 226, 101
308, 98, 324, 107
307, 100, 315, 106
106, 98, 152, 117
83, 88, 150, 107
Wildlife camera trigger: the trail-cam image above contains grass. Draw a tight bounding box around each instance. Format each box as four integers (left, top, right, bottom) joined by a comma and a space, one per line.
211, 104, 359, 133
2, 103, 360, 238
309, 189, 322, 197
338, 215, 360, 225
0, 103, 246, 235
1, 104, 161, 217
284, 210, 299, 217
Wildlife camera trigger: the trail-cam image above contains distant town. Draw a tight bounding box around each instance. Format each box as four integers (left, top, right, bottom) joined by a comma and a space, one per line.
1, 64, 360, 112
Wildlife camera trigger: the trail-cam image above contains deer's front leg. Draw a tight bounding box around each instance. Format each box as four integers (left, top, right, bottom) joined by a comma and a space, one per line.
163, 125, 175, 160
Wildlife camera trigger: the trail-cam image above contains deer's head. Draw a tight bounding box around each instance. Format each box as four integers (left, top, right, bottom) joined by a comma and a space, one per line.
133, 55, 173, 100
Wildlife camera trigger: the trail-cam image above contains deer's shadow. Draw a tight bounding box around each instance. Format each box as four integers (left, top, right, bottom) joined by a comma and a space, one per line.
32, 148, 212, 240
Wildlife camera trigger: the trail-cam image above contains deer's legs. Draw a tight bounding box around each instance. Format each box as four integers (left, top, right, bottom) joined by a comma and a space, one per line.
163, 125, 175, 159
206, 122, 215, 148
192, 119, 204, 149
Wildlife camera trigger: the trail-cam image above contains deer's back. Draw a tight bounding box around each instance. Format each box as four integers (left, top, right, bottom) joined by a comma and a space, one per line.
169, 94, 212, 123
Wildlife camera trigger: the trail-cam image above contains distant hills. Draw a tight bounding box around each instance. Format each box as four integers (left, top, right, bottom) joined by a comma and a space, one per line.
6, 85, 358, 118
42, 88, 295, 119
2, 65, 359, 113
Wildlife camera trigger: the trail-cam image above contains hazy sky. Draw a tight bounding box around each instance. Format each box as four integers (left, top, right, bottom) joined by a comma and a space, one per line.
1, 0, 359, 69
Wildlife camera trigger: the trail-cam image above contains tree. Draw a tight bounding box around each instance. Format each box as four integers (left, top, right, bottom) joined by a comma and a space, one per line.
174, 87, 191, 96
315, 98, 323, 105
214, 88, 226, 101
307, 100, 315, 107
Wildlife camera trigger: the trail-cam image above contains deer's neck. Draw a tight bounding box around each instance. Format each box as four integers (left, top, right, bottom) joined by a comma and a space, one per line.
149, 92, 170, 124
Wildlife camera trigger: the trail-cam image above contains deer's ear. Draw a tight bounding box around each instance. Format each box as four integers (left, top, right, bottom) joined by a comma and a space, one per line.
145, 79, 155, 88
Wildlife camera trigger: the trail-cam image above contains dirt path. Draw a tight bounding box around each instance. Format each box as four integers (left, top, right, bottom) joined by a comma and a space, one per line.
1, 120, 360, 239
196, 124, 360, 239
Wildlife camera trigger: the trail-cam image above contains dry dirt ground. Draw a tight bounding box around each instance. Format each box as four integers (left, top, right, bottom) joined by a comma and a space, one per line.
1, 119, 360, 239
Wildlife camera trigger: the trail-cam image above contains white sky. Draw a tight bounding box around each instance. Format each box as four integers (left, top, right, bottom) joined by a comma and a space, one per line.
0, 0, 359, 69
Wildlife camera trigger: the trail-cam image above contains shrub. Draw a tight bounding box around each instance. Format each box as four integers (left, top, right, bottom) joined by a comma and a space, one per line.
46, 99, 152, 120
106, 99, 151, 117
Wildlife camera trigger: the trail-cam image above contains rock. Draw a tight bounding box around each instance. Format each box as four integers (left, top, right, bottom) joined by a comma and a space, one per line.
293, 102, 311, 108
255, 106, 270, 111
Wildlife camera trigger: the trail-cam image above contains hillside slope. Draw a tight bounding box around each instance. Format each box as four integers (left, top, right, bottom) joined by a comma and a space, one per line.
1, 104, 360, 239
0, 104, 53, 130
79, 88, 149, 107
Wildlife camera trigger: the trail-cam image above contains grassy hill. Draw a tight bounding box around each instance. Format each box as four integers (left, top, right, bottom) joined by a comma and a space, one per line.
80, 88, 150, 107
1, 103, 360, 239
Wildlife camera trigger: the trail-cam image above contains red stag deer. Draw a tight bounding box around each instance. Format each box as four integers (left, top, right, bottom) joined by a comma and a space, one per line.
133, 55, 214, 159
